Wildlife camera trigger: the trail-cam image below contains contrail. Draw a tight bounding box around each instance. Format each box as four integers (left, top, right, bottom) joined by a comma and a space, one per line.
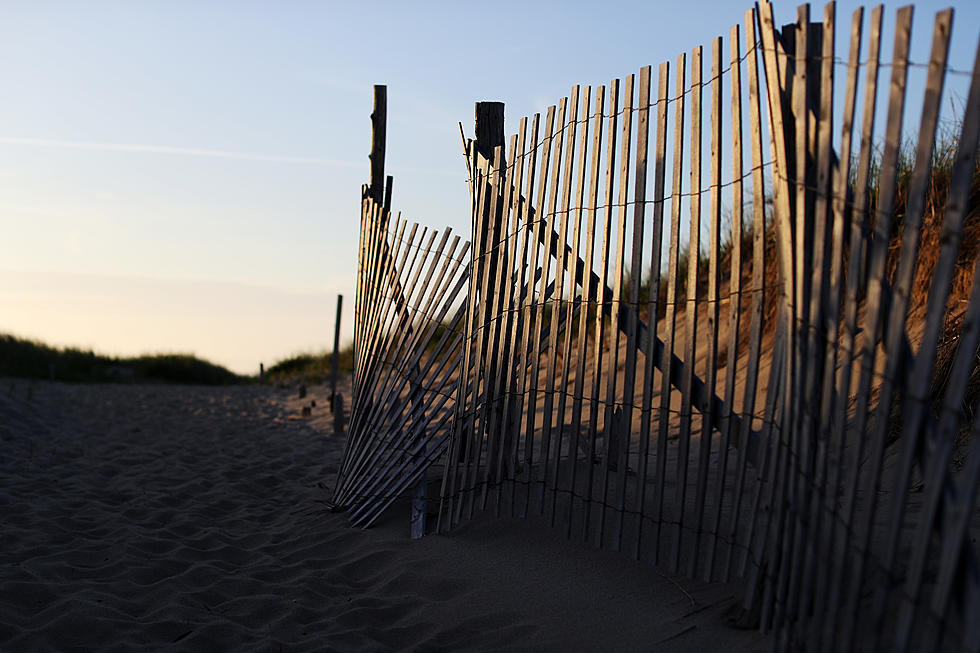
0, 136, 365, 167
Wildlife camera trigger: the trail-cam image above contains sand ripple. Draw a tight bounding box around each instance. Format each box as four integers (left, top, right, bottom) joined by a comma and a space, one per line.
1, 380, 766, 651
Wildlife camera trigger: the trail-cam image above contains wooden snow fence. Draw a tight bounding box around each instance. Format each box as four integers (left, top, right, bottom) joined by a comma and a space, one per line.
335, 3, 980, 650
331, 87, 471, 536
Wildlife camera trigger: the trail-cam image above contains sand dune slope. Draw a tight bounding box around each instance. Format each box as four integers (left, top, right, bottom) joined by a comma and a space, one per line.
0, 380, 766, 652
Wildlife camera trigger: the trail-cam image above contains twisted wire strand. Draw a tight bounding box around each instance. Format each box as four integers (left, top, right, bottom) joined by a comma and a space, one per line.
456, 50, 975, 187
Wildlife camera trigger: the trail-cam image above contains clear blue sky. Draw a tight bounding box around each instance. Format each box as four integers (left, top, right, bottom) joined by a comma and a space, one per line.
2, 0, 977, 374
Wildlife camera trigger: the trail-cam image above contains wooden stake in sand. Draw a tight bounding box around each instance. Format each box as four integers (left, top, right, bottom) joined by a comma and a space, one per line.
331, 294, 343, 410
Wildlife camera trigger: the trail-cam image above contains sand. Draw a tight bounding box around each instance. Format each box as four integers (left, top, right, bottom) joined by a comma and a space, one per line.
0, 378, 768, 651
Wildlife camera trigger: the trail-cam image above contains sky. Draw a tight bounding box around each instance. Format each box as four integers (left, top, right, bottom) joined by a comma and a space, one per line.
1, 0, 977, 375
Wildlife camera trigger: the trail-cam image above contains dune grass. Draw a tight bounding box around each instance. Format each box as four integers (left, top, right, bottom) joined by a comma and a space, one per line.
263, 346, 353, 385
0, 334, 245, 385
0, 332, 356, 387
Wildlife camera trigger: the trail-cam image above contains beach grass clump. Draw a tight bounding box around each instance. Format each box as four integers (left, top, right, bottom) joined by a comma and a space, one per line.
264, 346, 353, 385
0, 334, 244, 385
127, 353, 243, 385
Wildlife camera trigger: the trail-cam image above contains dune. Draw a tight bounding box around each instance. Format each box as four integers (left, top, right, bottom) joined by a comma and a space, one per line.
0, 378, 767, 651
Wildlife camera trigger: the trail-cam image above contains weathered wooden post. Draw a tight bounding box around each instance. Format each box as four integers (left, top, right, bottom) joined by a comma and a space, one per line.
331, 294, 344, 435
472, 101, 512, 488
337, 86, 385, 507
331, 295, 343, 399
473, 101, 506, 322
369, 86, 386, 204
355, 85, 386, 395
475, 102, 505, 161
363, 85, 429, 536
333, 393, 344, 436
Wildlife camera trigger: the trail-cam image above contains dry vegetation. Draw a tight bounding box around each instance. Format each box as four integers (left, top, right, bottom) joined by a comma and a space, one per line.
0, 334, 244, 385
263, 346, 353, 385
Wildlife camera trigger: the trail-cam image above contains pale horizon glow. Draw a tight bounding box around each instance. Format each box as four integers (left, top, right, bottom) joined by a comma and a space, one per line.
2, 0, 977, 376
0, 267, 343, 375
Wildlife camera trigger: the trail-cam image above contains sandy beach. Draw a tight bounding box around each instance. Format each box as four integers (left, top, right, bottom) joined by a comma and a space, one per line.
1, 378, 768, 651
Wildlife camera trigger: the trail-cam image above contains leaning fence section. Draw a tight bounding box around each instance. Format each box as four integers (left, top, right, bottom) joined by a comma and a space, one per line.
434, 2, 980, 651
332, 87, 471, 535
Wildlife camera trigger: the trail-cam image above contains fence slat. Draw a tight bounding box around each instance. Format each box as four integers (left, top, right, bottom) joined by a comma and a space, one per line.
598, 73, 633, 550
521, 105, 558, 518
439, 179, 478, 530
898, 32, 980, 653
340, 218, 414, 494
634, 62, 669, 562
932, 403, 980, 651
654, 53, 686, 566
354, 202, 407, 409
352, 210, 414, 433
554, 86, 593, 527
495, 117, 530, 515
342, 236, 454, 511
349, 227, 442, 449
837, 8, 912, 649
931, 415, 980, 651
614, 65, 651, 553
464, 143, 511, 521
725, 7, 767, 582
351, 244, 467, 467
792, 2, 836, 635
349, 199, 387, 455
542, 87, 580, 518
691, 36, 723, 581
481, 134, 521, 512
758, 0, 798, 342
583, 78, 619, 543
349, 208, 405, 426
566, 86, 605, 537
354, 193, 369, 382
860, 9, 952, 649
756, 25, 798, 623
444, 148, 489, 528
351, 199, 382, 397
507, 113, 542, 517
917, 256, 980, 650
672, 44, 702, 574
753, 6, 798, 627
775, 7, 812, 640
921, 295, 980, 650
743, 320, 787, 605
708, 22, 742, 583
820, 7, 882, 650
350, 309, 469, 523
530, 97, 568, 515
826, 0, 889, 549
341, 229, 453, 497
470, 140, 509, 514
810, 6, 862, 648
454, 161, 494, 523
